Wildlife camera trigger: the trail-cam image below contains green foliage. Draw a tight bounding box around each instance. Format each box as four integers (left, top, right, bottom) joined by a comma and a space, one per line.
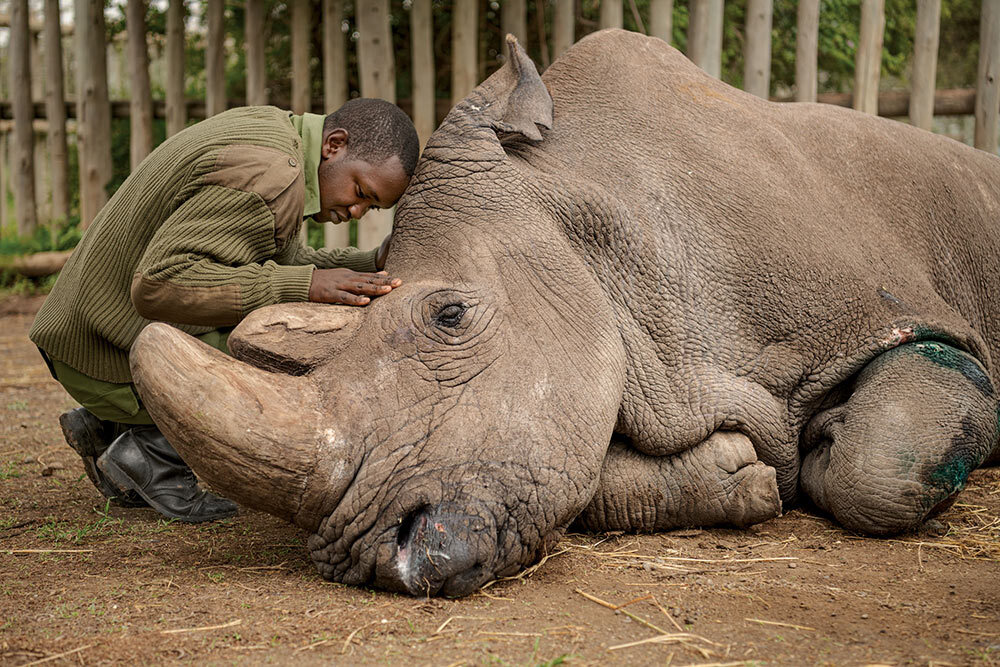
0, 219, 81, 256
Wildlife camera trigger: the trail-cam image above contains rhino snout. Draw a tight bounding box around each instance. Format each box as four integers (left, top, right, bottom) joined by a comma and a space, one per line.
376, 502, 498, 597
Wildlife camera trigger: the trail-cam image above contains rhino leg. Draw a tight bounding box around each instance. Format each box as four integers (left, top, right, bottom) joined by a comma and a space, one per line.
576, 431, 782, 531
801, 342, 998, 535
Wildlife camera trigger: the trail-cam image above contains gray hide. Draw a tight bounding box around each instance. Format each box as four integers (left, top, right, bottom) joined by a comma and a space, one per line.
131, 30, 1000, 597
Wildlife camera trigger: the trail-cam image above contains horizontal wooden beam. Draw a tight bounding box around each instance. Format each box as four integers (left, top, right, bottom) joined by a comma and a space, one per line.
0, 89, 985, 125
800, 88, 980, 117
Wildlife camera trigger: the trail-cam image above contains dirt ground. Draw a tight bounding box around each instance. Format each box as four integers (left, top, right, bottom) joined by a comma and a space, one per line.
2, 294, 999, 666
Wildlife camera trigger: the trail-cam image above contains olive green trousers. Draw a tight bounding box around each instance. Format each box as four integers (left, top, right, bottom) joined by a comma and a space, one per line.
40, 329, 231, 426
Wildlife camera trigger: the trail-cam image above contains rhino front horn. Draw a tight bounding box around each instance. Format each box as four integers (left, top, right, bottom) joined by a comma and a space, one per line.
130, 323, 358, 530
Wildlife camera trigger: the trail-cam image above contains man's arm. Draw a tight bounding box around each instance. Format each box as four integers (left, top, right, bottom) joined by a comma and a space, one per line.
130, 185, 315, 327
280, 240, 379, 273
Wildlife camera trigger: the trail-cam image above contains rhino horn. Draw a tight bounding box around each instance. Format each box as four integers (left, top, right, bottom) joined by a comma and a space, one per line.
227, 303, 364, 375
456, 34, 553, 142
130, 322, 356, 530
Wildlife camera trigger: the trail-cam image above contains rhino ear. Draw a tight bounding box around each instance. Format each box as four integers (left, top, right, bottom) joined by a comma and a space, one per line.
478, 34, 553, 142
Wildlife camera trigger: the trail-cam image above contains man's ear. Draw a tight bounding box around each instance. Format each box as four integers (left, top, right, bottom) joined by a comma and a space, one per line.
321, 128, 348, 160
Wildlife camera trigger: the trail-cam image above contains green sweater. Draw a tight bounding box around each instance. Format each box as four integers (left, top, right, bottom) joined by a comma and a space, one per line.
30, 106, 377, 383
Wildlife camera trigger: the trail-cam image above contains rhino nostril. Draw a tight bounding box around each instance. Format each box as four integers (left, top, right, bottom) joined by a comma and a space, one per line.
396, 504, 431, 549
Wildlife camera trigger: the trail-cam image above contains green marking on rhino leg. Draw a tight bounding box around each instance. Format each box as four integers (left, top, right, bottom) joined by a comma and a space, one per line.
927, 457, 971, 498
912, 342, 994, 398
924, 457, 972, 507
923, 411, 991, 510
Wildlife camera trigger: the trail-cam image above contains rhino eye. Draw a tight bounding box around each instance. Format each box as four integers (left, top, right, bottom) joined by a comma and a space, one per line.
435, 303, 467, 328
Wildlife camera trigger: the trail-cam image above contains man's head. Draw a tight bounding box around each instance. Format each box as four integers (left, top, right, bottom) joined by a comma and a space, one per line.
315, 98, 420, 224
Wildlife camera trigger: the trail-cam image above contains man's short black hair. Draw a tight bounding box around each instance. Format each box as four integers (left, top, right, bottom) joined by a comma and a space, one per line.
324, 98, 420, 176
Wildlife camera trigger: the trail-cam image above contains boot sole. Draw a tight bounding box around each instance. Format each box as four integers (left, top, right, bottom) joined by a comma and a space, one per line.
97, 456, 238, 523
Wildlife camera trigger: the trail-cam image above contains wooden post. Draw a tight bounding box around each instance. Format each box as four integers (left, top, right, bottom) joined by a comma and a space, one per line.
649, 0, 672, 43
246, 0, 268, 106
44, 0, 69, 223
0, 132, 7, 232
744, 0, 772, 98
451, 0, 478, 106
909, 0, 940, 131
975, 0, 1000, 152
356, 0, 396, 251
29, 18, 45, 102
357, 0, 395, 103
205, 0, 226, 117
854, 0, 884, 115
323, 0, 349, 250
795, 0, 819, 102
75, 0, 112, 229
10, 0, 37, 236
687, 0, 723, 79
34, 131, 52, 225
553, 0, 574, 59
323, 0, 349, 112
166, 0, 186, 136
411, 0, 435, 147
291, 0, 311, 114
502, 0, 527, 44
599, 0, 622, 30
127, 0, 153, 168
535, 0, 550, 68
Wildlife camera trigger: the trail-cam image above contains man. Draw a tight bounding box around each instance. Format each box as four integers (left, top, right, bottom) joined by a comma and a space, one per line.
30, 99, 420, 523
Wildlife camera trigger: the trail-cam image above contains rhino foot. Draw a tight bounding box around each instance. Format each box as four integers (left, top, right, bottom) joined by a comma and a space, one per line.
801, 342, 997, 535
577, 430, 781, 532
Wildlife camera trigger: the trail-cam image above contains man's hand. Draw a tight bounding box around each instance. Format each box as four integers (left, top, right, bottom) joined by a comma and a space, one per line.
308, 268, 402, 306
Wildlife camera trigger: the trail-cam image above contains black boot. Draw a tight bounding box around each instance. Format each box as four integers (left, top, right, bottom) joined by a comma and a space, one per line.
59, 408, 147, 507
97, 426, 238, 523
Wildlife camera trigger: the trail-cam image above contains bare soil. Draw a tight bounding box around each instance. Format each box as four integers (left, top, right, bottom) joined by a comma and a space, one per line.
2, 294, 999, 666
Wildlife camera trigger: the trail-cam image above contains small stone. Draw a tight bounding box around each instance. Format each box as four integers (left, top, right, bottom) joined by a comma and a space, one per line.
40, 462, 64, 477
684, 617, 696, 625
861, 614, 869, 619
643, 561, 653, 572
788, 562, 798, 569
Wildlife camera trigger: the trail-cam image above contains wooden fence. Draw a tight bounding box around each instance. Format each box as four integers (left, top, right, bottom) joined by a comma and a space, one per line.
2, 0, 1000, 252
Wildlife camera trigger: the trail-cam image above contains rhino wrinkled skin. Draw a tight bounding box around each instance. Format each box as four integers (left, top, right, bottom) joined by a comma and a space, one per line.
131, 30, 1000, 597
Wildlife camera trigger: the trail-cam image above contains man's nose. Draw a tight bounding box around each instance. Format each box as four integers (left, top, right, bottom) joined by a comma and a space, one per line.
349, 202, 370, 219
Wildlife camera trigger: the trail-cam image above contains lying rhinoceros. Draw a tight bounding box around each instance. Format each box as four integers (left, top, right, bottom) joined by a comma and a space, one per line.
131, 29, 1000, 597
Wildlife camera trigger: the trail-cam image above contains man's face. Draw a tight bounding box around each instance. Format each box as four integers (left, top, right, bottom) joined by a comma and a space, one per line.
315, 129, 410, 224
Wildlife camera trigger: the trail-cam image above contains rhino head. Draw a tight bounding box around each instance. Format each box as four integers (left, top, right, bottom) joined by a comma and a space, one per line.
131, 36, 627, 597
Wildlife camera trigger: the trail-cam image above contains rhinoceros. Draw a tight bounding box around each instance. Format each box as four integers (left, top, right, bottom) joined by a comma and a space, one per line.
130, 29, 1000, 597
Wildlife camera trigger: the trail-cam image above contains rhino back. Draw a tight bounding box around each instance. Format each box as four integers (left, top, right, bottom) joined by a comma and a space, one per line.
529, 29, 1000, 497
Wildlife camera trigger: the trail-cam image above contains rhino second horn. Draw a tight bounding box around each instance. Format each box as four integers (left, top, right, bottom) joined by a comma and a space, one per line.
228, 303, 364, 375
130, 323, 355, 530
